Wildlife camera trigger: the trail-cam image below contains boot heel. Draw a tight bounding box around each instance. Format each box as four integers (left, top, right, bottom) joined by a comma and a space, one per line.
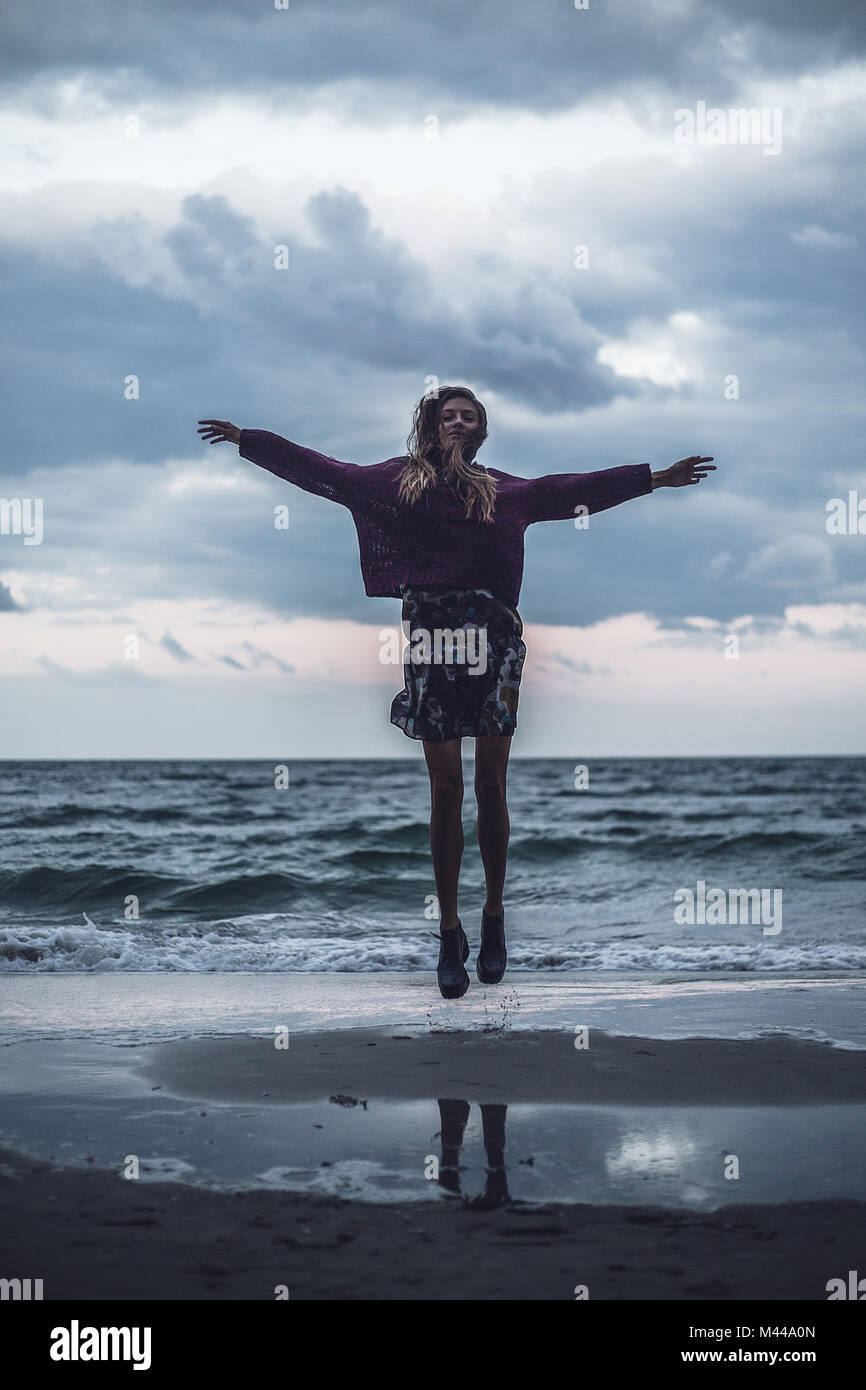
476, 910, 507, 985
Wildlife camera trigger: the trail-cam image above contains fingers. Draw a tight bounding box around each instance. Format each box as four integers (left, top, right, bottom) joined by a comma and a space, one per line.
668, 454, 717, 486
681, 455, 716, 484
197, 419, 233, 444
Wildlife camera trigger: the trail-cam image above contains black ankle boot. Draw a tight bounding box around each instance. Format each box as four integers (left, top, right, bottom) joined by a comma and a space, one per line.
432, 922, 470, 999
476, 909, 507, 984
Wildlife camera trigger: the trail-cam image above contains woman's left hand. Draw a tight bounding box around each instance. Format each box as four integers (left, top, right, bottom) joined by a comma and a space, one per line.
652, 456, 716, 488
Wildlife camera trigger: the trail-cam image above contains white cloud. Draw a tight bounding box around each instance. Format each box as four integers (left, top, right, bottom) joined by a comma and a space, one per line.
596, 311, 708, 386
2, 12, 865, 752
743, 535, 837, 588
790, 223, 857, 250
4, 599, 866, 754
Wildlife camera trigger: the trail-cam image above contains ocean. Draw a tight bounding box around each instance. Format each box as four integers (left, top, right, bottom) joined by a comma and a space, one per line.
1, 756, 864, 975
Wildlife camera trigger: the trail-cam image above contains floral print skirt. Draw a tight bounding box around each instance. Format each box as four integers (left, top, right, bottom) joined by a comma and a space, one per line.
389, 584, 527, 741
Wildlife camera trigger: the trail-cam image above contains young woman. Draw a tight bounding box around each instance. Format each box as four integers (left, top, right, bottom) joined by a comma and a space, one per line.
198, 389, 714, 999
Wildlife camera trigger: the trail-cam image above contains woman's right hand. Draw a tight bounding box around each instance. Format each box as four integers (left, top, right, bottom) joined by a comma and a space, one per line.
197, 419, 242, 446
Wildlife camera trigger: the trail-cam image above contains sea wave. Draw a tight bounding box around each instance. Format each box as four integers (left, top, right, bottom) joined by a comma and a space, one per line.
1, 918, 864, 973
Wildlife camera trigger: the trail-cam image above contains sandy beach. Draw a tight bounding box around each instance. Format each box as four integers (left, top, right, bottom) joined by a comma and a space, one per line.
3, 1142, 864, 1300
1, 977, 865, 1300
141, 1024, 866, 1106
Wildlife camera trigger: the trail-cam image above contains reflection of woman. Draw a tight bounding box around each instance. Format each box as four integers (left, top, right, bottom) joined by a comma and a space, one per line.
198, 388, 713, 1000
437, 1098, 509, 1209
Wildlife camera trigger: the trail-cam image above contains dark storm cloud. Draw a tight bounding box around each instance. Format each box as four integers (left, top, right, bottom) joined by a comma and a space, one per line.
239, 642, 294, 674
4, 166, 860, 480
1, 0, 863, 110
1, 171, 861, 629
160, 632, 195, 663
1, 184, 861, 631
0, 188, 634, 473
211, 645, 295, 672
0, 237, 225, 467
2, 1, 863, 635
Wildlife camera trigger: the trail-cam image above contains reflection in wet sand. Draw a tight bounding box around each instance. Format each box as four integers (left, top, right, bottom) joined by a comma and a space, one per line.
436, 1099, 510, 1208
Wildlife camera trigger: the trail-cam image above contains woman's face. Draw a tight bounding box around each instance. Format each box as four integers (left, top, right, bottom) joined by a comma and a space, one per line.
437, 396, 480, 450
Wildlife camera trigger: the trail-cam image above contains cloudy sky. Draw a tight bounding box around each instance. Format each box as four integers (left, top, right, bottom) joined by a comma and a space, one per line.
1, 0, 864, 757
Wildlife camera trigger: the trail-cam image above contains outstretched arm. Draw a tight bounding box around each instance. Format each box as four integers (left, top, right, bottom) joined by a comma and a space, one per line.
530, 454, 715, 522
197, 420, 366, 509
531, 461, 653, 522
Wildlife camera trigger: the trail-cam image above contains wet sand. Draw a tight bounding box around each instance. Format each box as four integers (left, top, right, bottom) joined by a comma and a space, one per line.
2, 1144, 864, 1300
141, 1025, 866, 1105
1, 1024, 865, 1299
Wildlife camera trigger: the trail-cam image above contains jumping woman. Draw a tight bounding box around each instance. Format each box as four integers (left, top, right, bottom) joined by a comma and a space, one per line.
198, 388, 714, 999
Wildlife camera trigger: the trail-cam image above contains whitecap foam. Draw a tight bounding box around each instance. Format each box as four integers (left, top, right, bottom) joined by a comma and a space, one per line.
1, 918, 865, 974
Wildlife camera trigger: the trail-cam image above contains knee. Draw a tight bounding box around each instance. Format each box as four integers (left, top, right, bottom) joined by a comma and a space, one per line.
430, 771, 464, 815
475, 775, 507, 809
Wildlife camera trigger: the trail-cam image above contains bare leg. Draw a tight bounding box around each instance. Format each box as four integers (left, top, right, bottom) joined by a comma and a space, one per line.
423, 738, 464, 931
474, 735, 512, 916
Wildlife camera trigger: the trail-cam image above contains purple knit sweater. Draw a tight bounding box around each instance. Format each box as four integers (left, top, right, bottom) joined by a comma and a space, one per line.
239, 429, 653, 610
